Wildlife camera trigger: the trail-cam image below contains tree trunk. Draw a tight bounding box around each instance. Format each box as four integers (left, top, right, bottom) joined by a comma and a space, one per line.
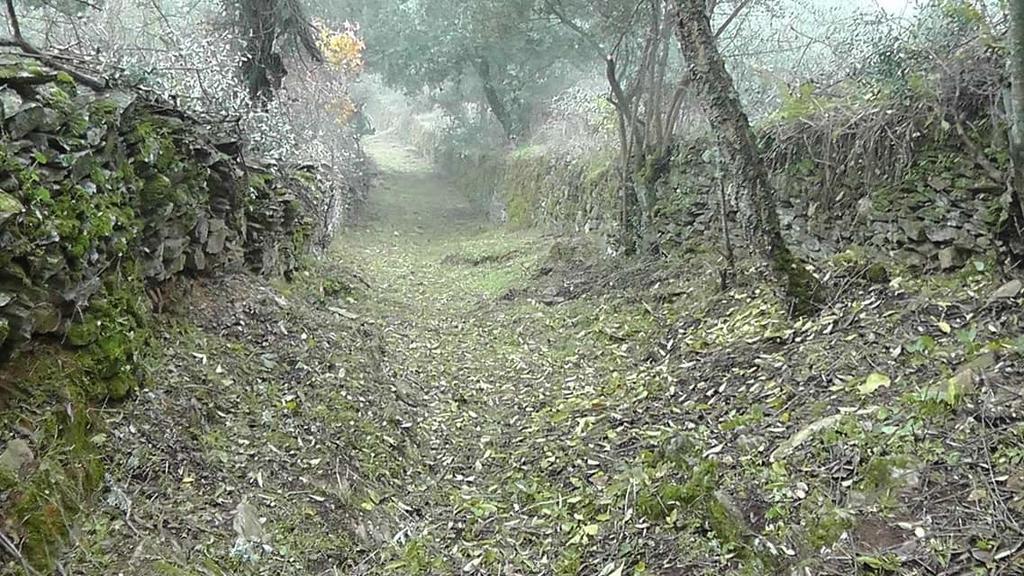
606, 56, 641, 254
1006, 0, 1024, 260
474, 57, 517, 141
240, 0, 284, 103
670, 0, 819, 314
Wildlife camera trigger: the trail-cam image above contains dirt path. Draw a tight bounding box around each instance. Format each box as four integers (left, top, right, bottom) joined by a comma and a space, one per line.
321, 135, 771, 576
333, 138, 671, 574
65, 137, 661, 576
56, 138, 1024, 576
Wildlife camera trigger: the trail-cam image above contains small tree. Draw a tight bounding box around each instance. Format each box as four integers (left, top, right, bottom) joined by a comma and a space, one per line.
670, 0, 820, 314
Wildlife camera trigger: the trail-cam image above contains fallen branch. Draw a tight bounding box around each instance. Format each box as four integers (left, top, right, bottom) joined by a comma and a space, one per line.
0, 528, 40, 576
0, 39, 107, 90
2, 0, 107, 90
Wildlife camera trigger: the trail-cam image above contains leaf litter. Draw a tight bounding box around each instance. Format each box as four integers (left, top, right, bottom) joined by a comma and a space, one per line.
54, 140, 1024, 575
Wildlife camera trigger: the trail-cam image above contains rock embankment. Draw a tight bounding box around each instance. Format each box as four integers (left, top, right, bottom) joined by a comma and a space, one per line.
0, 52, 345, 367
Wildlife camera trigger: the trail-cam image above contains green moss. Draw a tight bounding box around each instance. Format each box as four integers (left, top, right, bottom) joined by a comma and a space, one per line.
865, 263, 890, 283
87, 98, 120, 124
5, 404, 105, 572
771, 246, 823, 317
44, 85, 73, 114
502, 156, 545, 227
66, 319, 100, 347
0, 190, 23, 217
857, 454, 920, 510
802, 497, 853, 549
76, 273, 152, 400
636, 148, 672, 188
0, 275, 148, 570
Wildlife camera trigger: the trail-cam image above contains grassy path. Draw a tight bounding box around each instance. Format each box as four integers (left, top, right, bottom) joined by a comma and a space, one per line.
53, 138, 1024, 576
335, 139, 679, 575
332, 139, 1024, 576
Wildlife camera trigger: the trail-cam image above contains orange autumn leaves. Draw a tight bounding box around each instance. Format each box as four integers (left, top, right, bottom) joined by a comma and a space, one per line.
314, 20, 365, 123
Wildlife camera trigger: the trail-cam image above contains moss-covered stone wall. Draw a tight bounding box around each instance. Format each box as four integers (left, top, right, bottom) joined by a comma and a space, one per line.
0, 53, 324, 365
442, 124, 1008, 271
0, 52, 352, 573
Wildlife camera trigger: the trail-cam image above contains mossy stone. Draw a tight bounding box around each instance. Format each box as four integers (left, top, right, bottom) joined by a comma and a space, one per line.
0, 439, 33, 476
29, 303, 62, 334
66, 320, 100, 346
0, 190, 23, 224
865, 263, 890, 284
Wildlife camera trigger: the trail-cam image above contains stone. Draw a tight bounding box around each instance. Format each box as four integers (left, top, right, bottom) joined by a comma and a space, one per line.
736, 433, 767, 453
850, 455, 924, 508
0, 174, 17, 192
0, 53, 330, 364
0, 87, 23, 120
162, 237, 189, 263
5, 102, 46, 137
900, 219, 924, 242
232, 500, 265, 542
0, 191, 23, 225
140, 254, 165, 280
989, 279, 1022, 301
927, 176, 950, 191
938, 247, 958, 270
61, 276, 101, 308
770, 414, 844, 462
206, 219, 228, 254
29, 302, 61, 334
32, 251, 65, 283
921, 355, 993, 406
186, 246, 207, 271
231, 499, 267, 561
856, 196, 873, 219
193, 213, 210, 244
3, 303, 33, 343
913, 241, 938, 257
164, 252, 186, 277
926, 226, 958, 243
0, 439, 34, 476
802, 236, 822, 254
713, 489, 750, 532
966, 351, 996, 373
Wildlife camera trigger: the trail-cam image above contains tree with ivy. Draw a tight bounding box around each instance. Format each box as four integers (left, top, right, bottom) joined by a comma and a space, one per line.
670, 0, 821, 314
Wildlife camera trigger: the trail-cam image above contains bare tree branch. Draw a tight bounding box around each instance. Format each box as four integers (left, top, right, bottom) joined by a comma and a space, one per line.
714, 0, 755, 39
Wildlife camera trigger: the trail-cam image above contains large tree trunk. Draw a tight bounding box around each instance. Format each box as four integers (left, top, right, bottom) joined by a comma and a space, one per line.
670, 0, 819, 314
239, 0, 284, 103
1006, 0, 1024, 259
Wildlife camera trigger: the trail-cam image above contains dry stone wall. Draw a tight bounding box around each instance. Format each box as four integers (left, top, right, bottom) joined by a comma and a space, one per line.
0, 52, 338, 361
452, 139, 1007, 270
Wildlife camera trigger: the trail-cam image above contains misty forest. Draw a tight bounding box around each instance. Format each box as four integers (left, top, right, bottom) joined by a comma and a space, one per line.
2, 0, 1024, 574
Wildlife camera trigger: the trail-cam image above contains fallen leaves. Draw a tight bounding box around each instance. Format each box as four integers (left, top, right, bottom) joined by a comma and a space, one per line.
858, 372, 892, 395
